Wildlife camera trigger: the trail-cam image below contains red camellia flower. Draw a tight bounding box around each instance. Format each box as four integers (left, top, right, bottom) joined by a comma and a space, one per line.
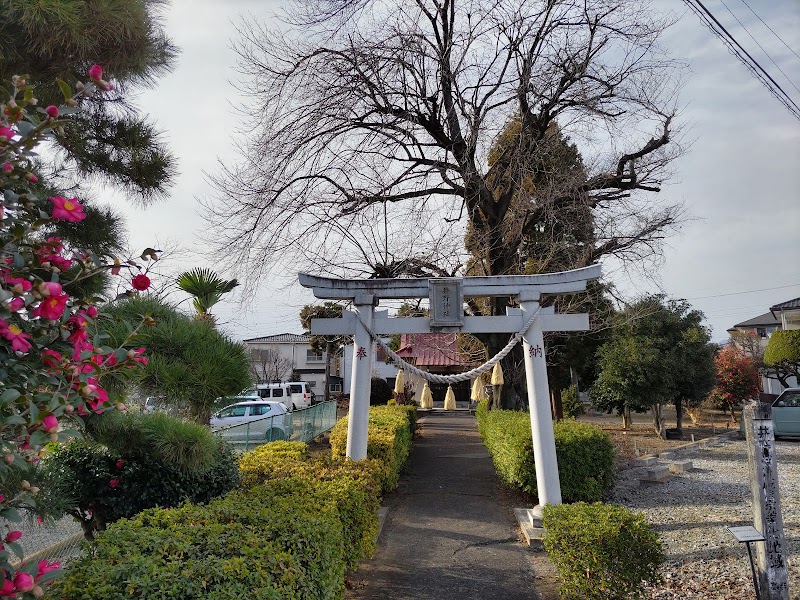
0, 319, 32, 353
41, 349, 63, 369
0, 578, 13, 596
33, 293, 68, 321
109, 478, 119, 489
88, 64, 103, 81
45, 105, 59, 118
35, 560, 61, 582
0, 126, 14, 143
115, 460, 126, 469
5, 531, 22, 543
48, 196, 87, 222
131, 274, 150, 291
41, 415, 59, 434
1, 162, 12, 174
12, 572, 33, 593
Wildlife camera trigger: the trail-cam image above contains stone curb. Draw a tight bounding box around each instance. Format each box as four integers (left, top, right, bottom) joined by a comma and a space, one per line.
619, 429, 741, 471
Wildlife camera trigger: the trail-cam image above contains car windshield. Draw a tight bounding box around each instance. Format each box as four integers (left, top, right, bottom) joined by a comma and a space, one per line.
774, 392, 800, 408
217, 405, 247, 418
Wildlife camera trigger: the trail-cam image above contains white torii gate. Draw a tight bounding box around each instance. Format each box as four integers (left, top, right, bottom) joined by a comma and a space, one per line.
299, 264, 601, 513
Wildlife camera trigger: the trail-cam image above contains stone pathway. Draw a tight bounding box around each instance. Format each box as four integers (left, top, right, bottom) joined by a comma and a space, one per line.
347, 411, 554, 600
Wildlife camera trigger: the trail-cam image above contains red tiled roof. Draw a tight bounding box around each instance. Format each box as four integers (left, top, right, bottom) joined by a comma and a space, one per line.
396, 333, 474, 367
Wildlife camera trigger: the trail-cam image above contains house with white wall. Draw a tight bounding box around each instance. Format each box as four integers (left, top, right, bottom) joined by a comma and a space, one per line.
242, 333, 342, 395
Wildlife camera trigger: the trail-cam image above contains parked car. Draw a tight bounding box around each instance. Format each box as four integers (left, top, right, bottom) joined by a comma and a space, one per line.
241, 381, 314, 411
740, 388, 800, 439
772, 388, 800, 438
210, 399, 289, 442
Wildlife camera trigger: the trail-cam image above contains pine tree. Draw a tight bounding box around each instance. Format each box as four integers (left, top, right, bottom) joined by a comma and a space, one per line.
0, 0, 178, 202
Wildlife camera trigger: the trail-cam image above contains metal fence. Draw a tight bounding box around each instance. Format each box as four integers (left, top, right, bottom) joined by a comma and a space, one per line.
213, 400, 338, 451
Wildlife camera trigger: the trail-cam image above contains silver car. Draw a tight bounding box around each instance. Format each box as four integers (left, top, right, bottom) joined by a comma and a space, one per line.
210, 399, 290, 443
772, 388, 800, 438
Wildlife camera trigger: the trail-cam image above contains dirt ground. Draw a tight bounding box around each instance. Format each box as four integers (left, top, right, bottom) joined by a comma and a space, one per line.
579, 405, 741, 461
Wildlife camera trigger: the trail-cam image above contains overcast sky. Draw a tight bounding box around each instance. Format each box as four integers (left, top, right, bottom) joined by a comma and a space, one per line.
113, 0, 800, 343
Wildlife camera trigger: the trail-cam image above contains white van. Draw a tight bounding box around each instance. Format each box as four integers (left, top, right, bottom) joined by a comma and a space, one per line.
242, 381, 314, 411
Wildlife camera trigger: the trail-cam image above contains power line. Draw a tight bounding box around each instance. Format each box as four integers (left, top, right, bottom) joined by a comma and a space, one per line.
720, 0, 800, 95
686, 282, 800, 301
683, 0, 800, 120
738, 0, 800, 63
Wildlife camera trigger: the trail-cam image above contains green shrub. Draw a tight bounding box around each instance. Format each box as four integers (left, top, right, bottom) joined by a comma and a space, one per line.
39, 436, 239, 538
561, 386, 585, 418
476, 408, 615, 502
330, 405, 413, 491
370, 377, 393, 405
50, 486, 346, 600
542, 502, 664, 600
237, 445, 382, 570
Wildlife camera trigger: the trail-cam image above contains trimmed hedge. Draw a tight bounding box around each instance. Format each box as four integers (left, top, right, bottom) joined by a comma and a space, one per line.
51, 406, 418, 598
238, 442, 381, 570
49, 485, 347, 600
542, 502, 664, 599
476, 405, 615, 502
329, 405, 415, 491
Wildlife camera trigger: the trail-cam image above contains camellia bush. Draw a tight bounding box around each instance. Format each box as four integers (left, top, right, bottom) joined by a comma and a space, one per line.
0, 69, 154, 596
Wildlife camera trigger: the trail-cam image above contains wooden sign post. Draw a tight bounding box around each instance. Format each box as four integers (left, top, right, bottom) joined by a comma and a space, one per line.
743, 402, 789, 599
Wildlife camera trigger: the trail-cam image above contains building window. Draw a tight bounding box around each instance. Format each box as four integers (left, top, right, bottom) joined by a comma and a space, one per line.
306, 349, 323, 362
330, 382, 342, 393
307, 380, 317, 388
757, 327, 766, 338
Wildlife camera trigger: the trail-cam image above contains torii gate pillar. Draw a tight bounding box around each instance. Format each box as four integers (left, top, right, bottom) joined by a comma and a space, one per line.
347, 294, 375, 461
521, 293, 562, 512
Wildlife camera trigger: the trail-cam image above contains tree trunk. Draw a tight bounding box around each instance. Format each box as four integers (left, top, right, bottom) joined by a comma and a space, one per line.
324, 341, 332, 404
622, 406, 632, 430
550, 387, 563, 422
674, 398, 683, 434
652, 403, 666, 439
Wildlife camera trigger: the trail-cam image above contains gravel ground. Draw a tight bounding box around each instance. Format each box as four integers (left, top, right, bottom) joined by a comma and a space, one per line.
612, 436, 799, 599
14, 515, 83, 565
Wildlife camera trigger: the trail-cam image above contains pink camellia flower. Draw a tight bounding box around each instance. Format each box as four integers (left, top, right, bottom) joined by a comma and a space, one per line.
0, 320, 32, 353
131, 274, 150, 291
26, 172, 38, 183
45, 105, 59, 118
86, 305, 98, 318
1, 163, 12, 174
6, 297, 24, 312
5, 531, 22, 543
0, 578, 13, 596
47, 255, 73, 271
41, 349, 63, 369
41, 415, 58, 434
0, 494, 5, 503
35, 560, 61, 582
4, 276, 32, 294
48, 196, 86, 222
88, 64, 103, 81
12, 571, 34, 593
0, 126, 14, 143
40, 281, 63, 297
32, 293, 68, 321
109, 478, 119, 489
116, 460, 126, 469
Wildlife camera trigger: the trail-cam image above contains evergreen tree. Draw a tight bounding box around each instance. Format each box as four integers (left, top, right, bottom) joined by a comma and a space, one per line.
0, 0, 178, 201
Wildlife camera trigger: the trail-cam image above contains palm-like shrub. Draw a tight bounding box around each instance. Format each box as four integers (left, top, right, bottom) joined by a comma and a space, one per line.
176, 268, 239, 321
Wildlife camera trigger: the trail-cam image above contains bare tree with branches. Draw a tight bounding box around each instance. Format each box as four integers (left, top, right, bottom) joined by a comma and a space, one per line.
250, 348, 295, 384
205, 0, 687, 404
